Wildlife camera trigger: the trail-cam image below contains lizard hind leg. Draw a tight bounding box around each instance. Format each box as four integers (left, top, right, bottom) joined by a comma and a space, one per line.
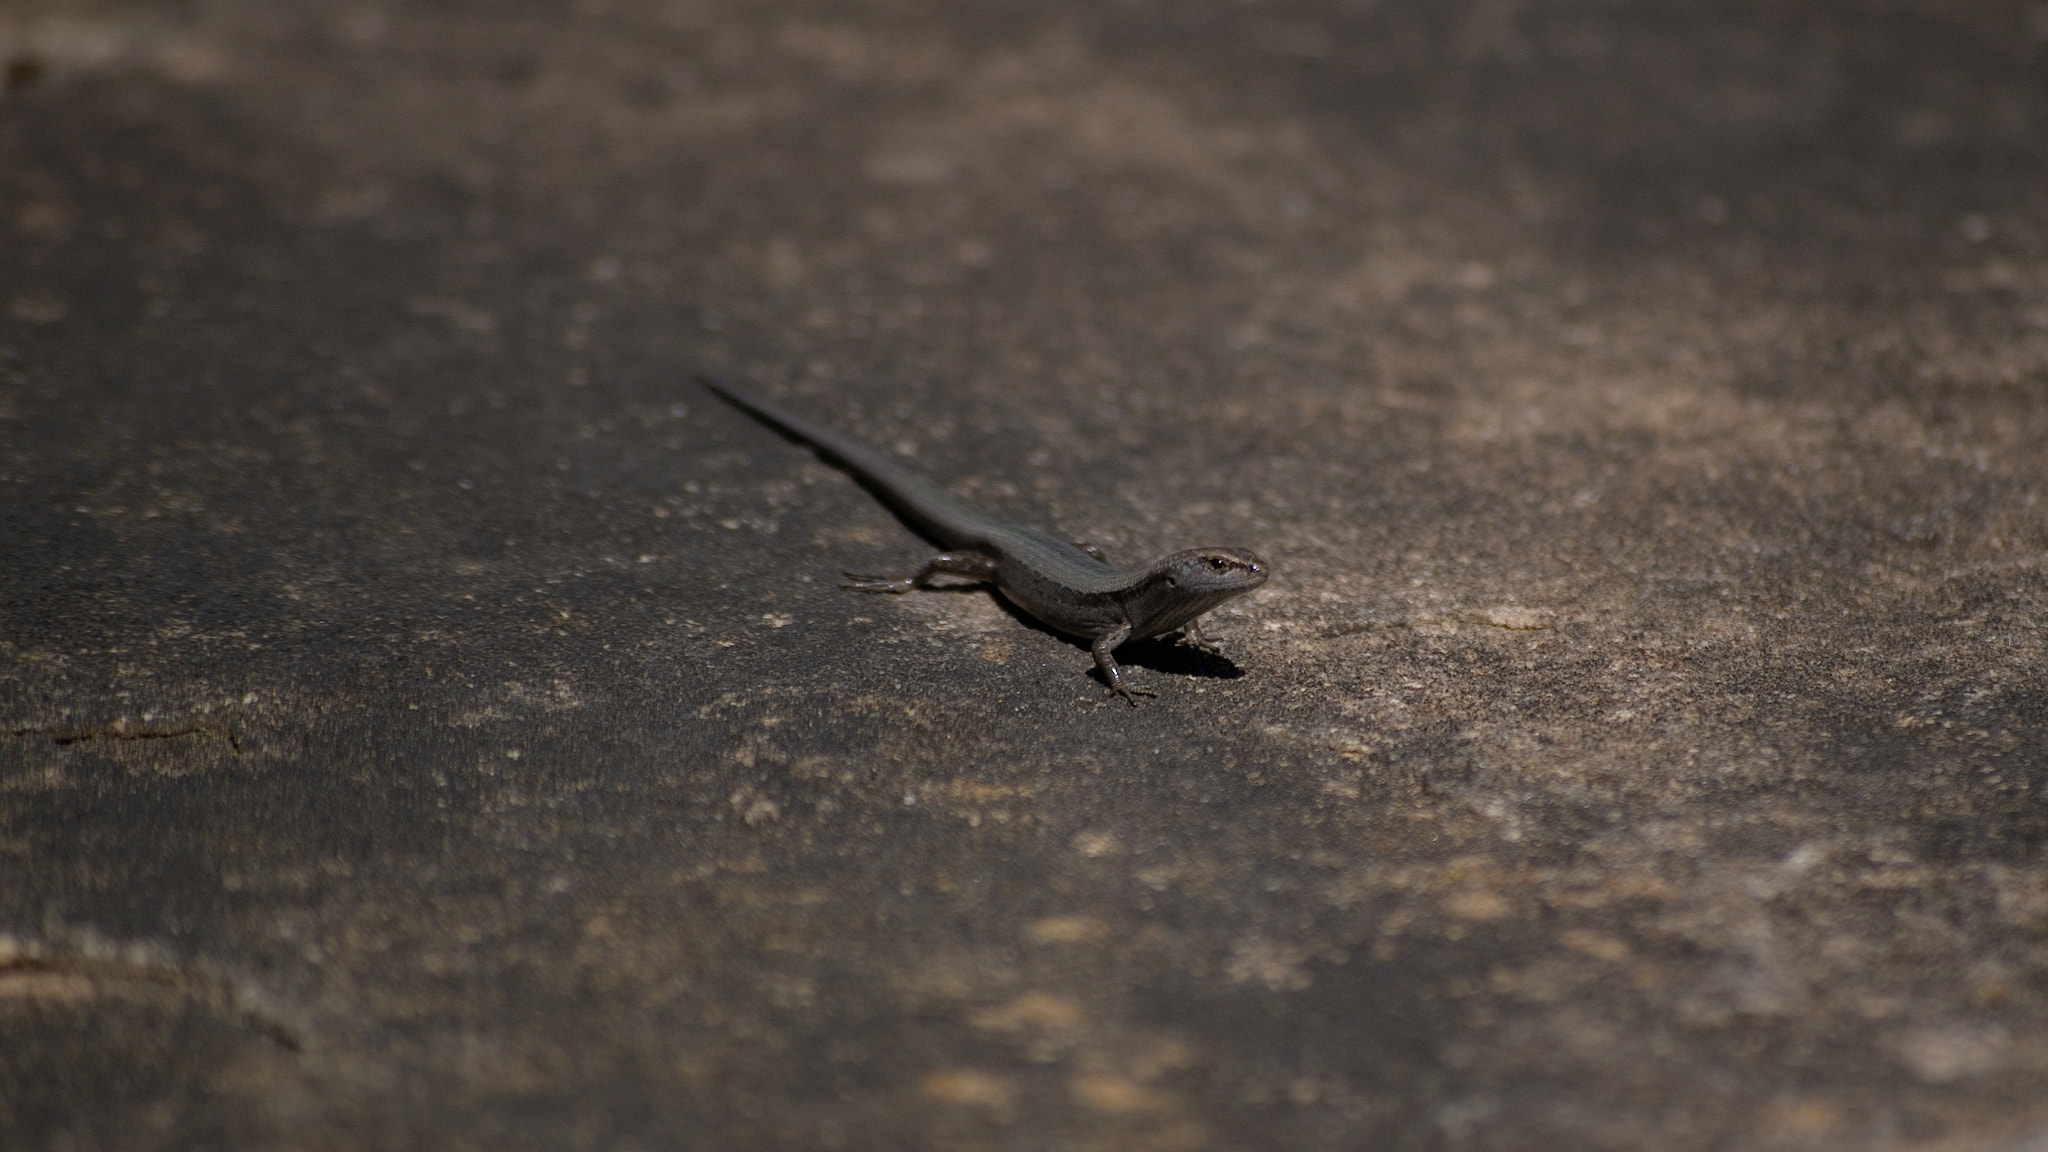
843, 551, 998, 592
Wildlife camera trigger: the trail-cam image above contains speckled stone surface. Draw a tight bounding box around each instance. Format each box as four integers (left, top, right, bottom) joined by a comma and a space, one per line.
3, 1, 2045, 1148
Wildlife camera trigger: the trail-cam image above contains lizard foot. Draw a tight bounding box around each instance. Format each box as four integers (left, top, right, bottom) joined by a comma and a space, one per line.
1109, 683, 1157, 706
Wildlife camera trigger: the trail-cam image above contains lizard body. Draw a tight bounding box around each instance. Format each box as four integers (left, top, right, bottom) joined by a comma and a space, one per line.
699, 375, 1268, 701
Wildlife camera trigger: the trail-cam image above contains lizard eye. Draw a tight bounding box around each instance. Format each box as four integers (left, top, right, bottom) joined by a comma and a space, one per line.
1207, 557, 1229, 572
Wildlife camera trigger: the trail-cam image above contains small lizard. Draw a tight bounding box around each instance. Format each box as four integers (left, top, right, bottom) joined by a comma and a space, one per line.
699, 375, 1269, 702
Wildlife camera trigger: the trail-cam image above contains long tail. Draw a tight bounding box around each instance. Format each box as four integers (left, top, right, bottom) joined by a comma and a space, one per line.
696, 374, 989, 549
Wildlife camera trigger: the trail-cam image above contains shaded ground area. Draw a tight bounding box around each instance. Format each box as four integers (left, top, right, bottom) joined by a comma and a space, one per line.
3, 0, 2046, 1147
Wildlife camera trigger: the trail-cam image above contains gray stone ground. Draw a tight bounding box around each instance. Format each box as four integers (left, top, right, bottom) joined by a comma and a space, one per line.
3, 0, 2046, 1148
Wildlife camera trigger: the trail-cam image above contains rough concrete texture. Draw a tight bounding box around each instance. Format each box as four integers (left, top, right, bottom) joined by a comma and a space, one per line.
3, 0, 2046, 1148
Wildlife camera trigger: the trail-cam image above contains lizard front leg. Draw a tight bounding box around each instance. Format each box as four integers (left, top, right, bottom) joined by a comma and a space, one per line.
1179, 616, 1222, 654
1090, 622, 1155, 704
843, 551, 998, 592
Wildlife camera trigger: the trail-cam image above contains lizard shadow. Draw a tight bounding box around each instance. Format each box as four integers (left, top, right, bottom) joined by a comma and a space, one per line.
1089, 636, 1246, 684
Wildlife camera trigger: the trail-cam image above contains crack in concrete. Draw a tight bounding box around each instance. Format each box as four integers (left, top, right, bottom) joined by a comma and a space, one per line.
0, 955, 301, 1052
7, 722, 242, 753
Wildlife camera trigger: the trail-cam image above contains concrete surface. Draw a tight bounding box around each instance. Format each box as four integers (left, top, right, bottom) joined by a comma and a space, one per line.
3, 0, 2046, 1148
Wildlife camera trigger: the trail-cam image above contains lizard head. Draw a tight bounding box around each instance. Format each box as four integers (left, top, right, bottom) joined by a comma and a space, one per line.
1122, 547, 1269, 640
1159, 548, 1269, 597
